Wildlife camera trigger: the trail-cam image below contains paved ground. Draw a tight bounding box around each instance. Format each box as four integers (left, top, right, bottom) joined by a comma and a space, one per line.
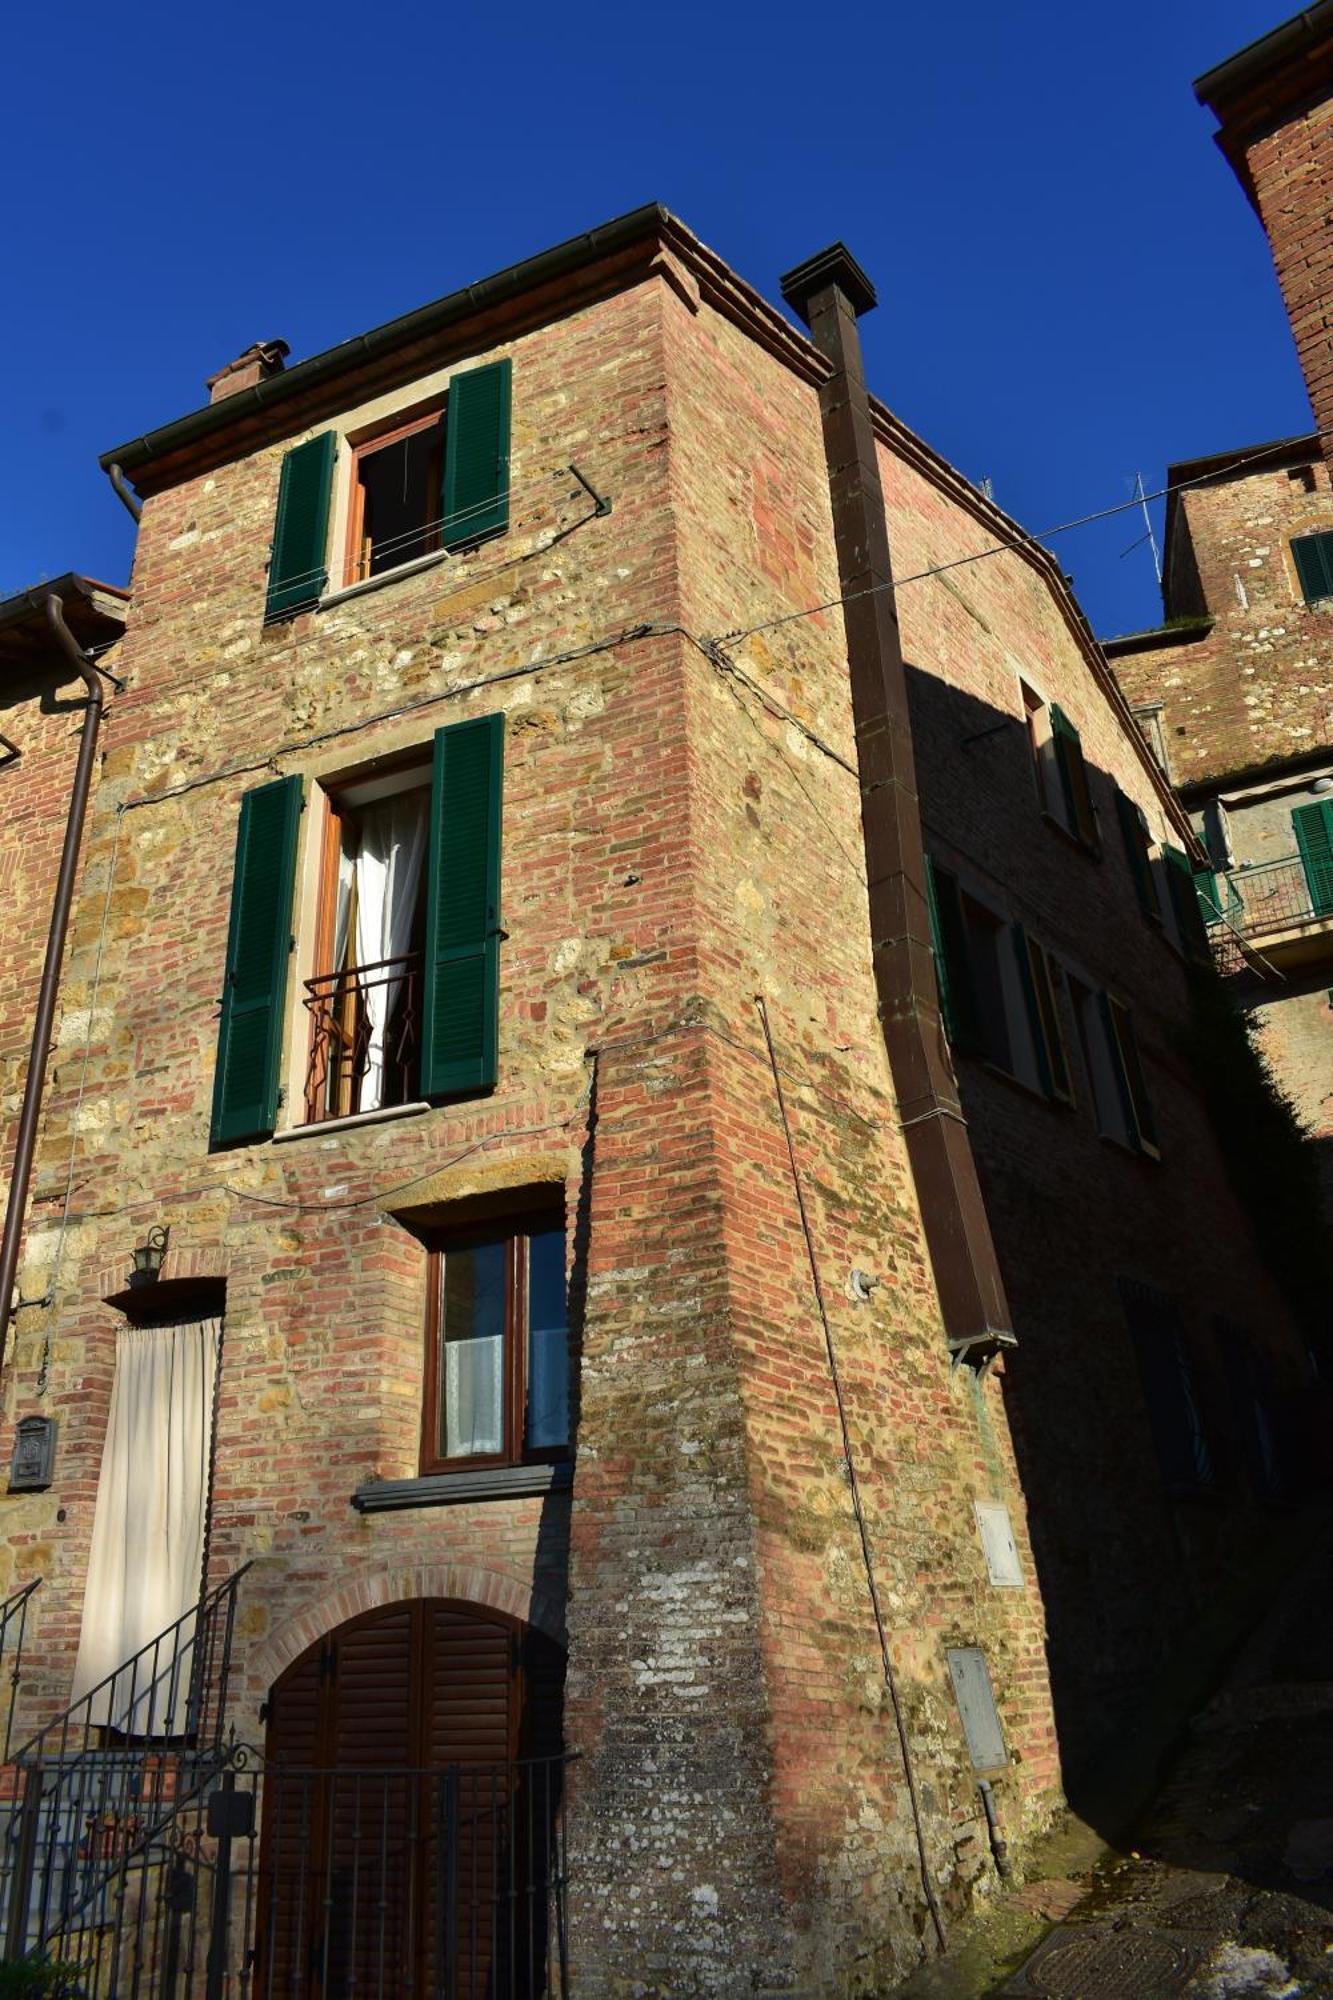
895, 1528, 1333, 1998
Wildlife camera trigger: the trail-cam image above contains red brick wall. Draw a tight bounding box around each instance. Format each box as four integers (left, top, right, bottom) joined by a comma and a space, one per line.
1245, 97, 1333, 474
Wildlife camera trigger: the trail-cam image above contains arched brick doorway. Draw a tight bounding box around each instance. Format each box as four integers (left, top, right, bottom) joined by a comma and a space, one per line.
257, 1597, 565, 1998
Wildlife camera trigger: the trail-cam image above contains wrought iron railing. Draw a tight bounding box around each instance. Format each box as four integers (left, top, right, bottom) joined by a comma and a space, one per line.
1205, 855, 1331, 971
303, 952, 422, 1124
1, 1567, 249, 1962
0, 1579, 40, 1763
14, 1747, 574, 1999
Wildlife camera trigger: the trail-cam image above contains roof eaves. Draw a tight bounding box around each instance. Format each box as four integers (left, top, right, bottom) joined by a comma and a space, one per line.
101, 204, 677, 487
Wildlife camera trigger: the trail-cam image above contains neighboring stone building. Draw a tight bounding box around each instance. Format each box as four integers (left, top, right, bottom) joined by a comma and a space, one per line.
0, 208, 1314, 1995
0, 577, 127, 1310
1108, 6, 1333, 1198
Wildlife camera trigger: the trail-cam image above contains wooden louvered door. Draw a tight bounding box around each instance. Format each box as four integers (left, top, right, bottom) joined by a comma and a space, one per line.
259, 1599, 563, 2000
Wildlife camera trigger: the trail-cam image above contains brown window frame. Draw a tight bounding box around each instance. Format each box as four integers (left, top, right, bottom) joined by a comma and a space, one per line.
343, 407, 446, 588
420, 1215, 569, 1475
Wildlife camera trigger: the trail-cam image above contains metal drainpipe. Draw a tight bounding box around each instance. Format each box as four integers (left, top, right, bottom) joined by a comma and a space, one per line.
779, 245, 1015, 1365
105, 463, 142, 524
0, 595, 106, 1355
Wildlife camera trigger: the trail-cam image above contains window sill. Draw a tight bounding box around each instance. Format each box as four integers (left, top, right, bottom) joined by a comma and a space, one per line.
273, 1100, 431, 1144
318, 550, 446, 610
351, 1462, 573, 1512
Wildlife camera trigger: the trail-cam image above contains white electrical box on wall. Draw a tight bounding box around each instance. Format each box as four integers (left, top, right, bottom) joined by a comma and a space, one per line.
974, 1500, 1024, 1587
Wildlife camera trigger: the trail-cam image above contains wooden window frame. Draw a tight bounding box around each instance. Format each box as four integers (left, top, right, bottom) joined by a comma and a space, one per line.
304, 757, 432, 1124
420, 1216, 568, 1475
343, 408, 446, 589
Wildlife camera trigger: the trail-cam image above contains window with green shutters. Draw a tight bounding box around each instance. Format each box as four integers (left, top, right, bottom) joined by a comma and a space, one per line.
262, 358, 513, 618
209, 715, 505, 1147
1293, 799, 1333, 917
1049, 705, 1099, 850
1162, 845, 1212, 963
1291, 530, 1333, 606
1113, 787, 1160, 922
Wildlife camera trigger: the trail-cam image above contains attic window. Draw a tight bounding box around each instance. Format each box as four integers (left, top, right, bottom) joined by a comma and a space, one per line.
346, 413, 445, 585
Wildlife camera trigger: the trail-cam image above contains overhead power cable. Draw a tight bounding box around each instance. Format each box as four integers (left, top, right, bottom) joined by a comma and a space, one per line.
711, 429, 1333, 649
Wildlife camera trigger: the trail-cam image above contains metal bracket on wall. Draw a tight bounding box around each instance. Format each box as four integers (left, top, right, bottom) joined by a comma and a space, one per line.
0, 735, 20, 769
949, 1328, 1019, 1377
568, 464, 613, 517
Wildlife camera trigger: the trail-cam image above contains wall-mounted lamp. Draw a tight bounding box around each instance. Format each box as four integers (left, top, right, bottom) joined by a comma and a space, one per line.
128, 1226, 170, 1288
1311, 776, 1333, 795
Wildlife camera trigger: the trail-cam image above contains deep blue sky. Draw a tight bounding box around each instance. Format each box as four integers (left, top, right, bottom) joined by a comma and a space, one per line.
0, 0, 1309, 640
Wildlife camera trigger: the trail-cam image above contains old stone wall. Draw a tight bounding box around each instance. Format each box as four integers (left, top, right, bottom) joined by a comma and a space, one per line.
1113, 454, 1333, 788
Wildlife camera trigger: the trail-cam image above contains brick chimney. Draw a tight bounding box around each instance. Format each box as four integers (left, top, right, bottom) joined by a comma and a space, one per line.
1196, 4, 1333, 473
205, 339, 291, 404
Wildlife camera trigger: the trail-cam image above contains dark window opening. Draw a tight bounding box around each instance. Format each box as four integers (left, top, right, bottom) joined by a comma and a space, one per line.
349, 417, 444, 584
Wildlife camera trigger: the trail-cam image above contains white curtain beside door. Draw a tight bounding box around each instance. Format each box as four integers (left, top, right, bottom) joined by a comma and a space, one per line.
347, 795, 428, 1111
71, 1317, 221, 1735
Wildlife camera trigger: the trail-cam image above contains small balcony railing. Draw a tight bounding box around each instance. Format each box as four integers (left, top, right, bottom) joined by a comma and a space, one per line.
303, 952, 422, 1124
1205, 855, 1330, 971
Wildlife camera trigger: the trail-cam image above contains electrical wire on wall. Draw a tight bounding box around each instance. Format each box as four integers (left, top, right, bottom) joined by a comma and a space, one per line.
754, 993, 949, 1955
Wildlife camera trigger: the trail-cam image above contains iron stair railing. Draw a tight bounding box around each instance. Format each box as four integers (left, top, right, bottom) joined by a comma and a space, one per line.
1, 1564, 249, 1962
0, 1578, 40, 1763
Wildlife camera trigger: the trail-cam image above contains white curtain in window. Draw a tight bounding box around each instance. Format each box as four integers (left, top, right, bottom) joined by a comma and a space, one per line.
445, 1337, 504, 1456
353, 795, 428, 1110
70, 1318, 221, 1735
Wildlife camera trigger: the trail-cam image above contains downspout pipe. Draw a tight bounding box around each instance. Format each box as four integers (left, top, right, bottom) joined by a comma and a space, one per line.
779, 245, 1015, 1368
105, 463, 142, 524
0, 595, 106, 1353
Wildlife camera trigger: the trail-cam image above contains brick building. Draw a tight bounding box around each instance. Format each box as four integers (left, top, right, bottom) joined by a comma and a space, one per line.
0, 208, 1315, 1994
1108, 5, 1333, 1201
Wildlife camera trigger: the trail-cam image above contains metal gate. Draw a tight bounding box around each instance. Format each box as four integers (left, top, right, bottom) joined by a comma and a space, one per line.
2, 1745, 572, 1999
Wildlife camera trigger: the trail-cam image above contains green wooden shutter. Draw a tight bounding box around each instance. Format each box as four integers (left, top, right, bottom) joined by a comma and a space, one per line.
1193, 867, 1223, 925
421, 713, 504, 1097
265, 433, 336, 619
1011, 924, 1055, 1098
1291, 531, 1333, 605
1050, 706, 1097, 847
1163, 844, 1210, 960
1097, 991, 1141, 1151
442, 360, 512, 550
1113, 788, 1158, 919
1294, 799, 1333, 915
210, 775, 303, 1147
923, 857, 981, 1054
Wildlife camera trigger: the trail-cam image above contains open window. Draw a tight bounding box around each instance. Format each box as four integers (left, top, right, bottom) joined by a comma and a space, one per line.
262, 358, 512, 619
209, 713, 504, 1148
305, 762, 431, 1122
923, 858, 1073, 1103
1069, 978, 1159, 1157
345, 413, 445, 585
422, 1215, 570, 1471
1022, 681, 1098, 851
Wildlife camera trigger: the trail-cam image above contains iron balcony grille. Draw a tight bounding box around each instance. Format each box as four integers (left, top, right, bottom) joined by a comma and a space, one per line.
1205, 855, 1330, 969
303, 952, 422, 1125
0, 1578, 39, 1764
